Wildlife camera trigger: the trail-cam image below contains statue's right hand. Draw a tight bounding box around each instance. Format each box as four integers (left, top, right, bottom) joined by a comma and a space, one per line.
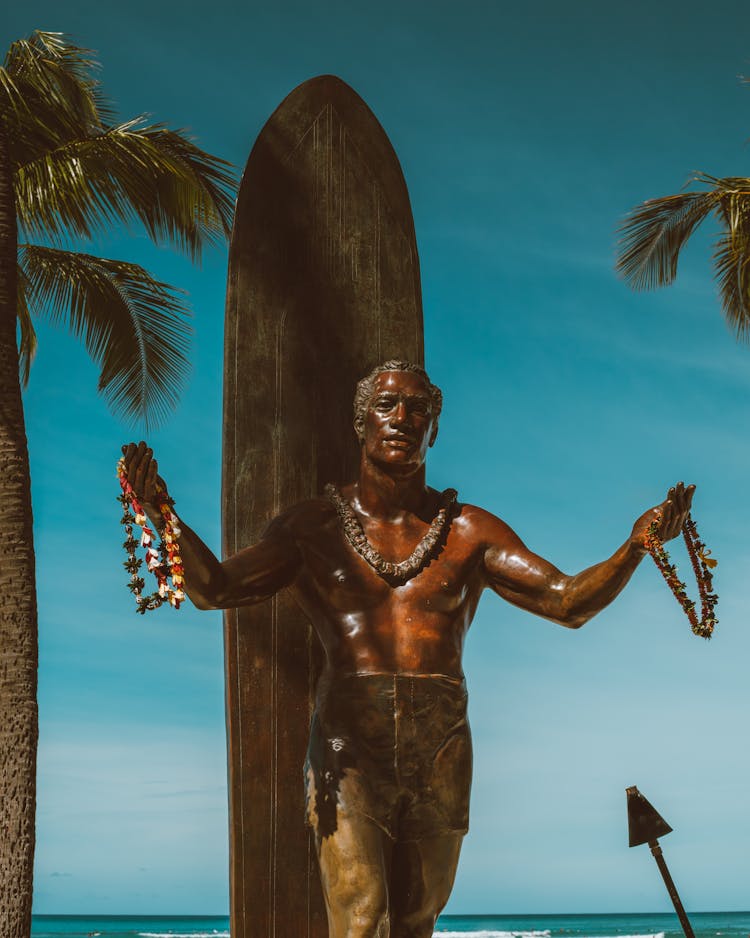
121, 441, 164, 506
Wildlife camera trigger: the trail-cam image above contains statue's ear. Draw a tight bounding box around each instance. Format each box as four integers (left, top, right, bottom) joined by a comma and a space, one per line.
428, 422, 438, 447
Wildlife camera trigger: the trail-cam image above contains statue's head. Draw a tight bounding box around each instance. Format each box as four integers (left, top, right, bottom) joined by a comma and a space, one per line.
353, 361, 442, 470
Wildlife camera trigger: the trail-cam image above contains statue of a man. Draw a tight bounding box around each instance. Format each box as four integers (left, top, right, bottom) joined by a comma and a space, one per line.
122, 360, 693, 938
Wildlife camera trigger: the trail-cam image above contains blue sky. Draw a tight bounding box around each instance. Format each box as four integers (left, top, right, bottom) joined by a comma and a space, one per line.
4, 0, 750, 917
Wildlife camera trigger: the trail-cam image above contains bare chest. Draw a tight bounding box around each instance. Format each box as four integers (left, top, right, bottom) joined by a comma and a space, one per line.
294, 512, 483, 618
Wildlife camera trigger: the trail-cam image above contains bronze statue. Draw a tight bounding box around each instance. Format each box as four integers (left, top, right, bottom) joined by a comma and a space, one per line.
121, 359, 694, 938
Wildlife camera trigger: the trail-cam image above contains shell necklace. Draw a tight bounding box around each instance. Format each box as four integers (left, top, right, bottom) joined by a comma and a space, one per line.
324, 483, 457, 584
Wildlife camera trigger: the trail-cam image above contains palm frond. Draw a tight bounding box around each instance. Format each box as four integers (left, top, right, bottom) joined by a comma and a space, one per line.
5, 31, 97, 84
15, 120, 236, 258
19, 243, 192, 428
616, 187, 720, 290
695, 172, 750, 193
136, 124, 236, 241
0, 31, 113, 170
712, 189, 750, 341
0, 79, 83, 168
16, 263, 37, 387
3, 31, 106, 130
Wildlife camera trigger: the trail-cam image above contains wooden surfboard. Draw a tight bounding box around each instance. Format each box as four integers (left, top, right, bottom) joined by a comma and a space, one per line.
222, 75, 424, 937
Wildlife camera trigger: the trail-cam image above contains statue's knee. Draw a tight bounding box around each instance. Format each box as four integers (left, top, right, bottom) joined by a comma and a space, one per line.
352, 906, 389, 937
323, 865, 388, 936
339, 888, 388, 928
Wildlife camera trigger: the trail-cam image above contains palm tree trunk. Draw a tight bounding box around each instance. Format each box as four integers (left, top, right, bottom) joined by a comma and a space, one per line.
0, 121, 38, 937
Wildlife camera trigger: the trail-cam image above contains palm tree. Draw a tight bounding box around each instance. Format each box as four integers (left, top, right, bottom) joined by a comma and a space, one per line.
617, 172, 750, 341
0, 31, 235, 935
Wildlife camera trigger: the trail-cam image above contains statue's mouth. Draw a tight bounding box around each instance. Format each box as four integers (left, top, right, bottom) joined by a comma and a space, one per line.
384, 436, 414, 449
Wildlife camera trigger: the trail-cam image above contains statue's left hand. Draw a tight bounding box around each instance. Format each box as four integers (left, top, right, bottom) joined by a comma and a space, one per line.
631, 481, 696, 551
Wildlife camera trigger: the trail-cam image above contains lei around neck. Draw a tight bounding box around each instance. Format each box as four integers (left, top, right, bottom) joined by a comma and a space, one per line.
324, 483, 458, 585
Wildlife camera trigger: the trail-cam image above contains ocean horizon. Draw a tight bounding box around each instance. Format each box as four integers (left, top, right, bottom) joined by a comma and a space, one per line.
29, 910, 750, 938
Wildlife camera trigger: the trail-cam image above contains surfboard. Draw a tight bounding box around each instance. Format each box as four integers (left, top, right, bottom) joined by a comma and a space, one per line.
222, 75, 424, 937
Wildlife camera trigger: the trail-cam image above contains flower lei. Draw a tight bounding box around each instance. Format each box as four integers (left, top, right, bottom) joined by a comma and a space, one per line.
644, 513, 718, 639
117, 457, 185, 613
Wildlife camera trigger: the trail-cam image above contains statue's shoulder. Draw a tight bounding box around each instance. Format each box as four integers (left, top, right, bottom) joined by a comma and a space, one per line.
452, 501, 522, 548
263, 496, 336, 539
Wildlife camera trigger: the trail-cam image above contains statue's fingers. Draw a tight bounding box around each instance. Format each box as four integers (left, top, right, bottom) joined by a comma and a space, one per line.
670, 482, 688, 524
132, 441, 149, 468
146, 458, 159, 494
663, 489, 676, 522
678, 483, 691, 519
126, 441, 145, 475
660, 498, 675, 537
670, 496, 685, 528
132, 462, 145, 494
677, 481, 692, 504
122, 442, 138, 471
133, 448, 152, 494
668, 496, 686, 538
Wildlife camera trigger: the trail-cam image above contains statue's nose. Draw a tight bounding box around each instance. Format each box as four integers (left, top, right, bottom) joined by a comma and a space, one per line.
390, 401, 409, 425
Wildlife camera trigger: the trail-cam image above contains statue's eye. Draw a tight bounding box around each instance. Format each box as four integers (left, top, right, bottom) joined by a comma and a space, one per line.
374, 397, 396, 412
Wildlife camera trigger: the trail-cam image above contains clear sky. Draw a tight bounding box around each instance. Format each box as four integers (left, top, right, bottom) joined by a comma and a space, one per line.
3, 0, 750, 918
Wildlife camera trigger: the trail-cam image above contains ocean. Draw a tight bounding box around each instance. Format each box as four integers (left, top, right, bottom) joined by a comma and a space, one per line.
29, 911, 750, 938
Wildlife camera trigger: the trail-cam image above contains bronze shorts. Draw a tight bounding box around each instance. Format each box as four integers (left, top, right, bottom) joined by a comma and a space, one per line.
304, 673, 472, 842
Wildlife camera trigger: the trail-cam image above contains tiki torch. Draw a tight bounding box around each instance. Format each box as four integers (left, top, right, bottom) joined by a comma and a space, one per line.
626, 786, 695, 938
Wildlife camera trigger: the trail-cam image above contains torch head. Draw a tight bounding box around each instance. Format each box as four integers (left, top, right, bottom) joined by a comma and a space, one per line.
626, 786, 673, 847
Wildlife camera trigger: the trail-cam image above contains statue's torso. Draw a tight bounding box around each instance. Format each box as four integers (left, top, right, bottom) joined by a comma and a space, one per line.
280, 496, 493, 679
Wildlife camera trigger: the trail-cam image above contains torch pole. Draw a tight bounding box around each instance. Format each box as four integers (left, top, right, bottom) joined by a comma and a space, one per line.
647, 839, 696, 938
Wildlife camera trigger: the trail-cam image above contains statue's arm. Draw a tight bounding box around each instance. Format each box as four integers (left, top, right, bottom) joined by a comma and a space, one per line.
120, 442, 302, 610
480, 483, 694, 628
170, 515, 301, 610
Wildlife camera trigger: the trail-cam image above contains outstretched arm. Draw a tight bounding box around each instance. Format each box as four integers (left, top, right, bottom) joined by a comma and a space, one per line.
121, 442, 301, 610
483, 482, 695, 628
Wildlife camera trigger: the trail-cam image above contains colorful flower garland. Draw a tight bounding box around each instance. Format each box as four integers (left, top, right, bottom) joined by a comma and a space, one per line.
644, 513, 718, 639
117, 457, 185, 613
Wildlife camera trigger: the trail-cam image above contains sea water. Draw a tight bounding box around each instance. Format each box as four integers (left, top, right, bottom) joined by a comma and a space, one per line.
29, 910, 750, 938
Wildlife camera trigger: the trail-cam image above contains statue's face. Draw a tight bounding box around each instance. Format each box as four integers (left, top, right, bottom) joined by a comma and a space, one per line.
363, 371, 437, 474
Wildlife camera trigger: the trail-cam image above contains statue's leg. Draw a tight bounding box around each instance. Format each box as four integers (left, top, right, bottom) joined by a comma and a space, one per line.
315, 799, 393, 938
388, 833, 464, 938
385, 673, 469, 936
